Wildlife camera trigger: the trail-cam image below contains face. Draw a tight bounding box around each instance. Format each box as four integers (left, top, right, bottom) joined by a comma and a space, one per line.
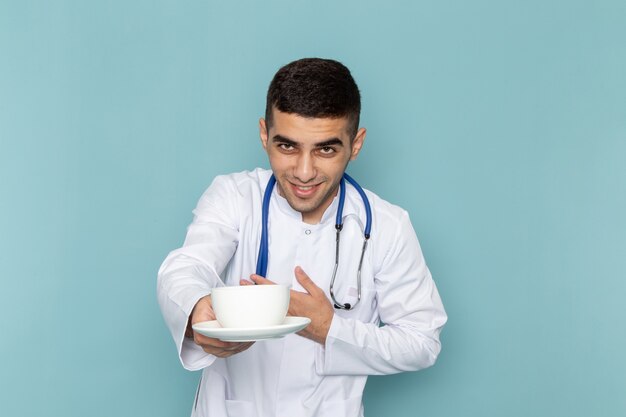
260, 109, 366, 224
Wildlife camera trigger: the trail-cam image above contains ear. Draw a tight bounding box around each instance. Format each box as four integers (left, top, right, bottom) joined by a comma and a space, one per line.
259, 118, 268, 150
349, 128, 366, 161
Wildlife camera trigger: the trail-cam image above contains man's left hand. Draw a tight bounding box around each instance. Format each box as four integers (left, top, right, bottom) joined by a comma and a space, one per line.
244, 266, 334, 345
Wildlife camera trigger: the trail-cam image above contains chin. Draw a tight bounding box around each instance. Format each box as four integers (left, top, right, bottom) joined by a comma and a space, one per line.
285, 197, 320, 215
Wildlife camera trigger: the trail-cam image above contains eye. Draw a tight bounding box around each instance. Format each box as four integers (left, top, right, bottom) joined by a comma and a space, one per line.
278, 143, 295, 152
319, 146, 336, 155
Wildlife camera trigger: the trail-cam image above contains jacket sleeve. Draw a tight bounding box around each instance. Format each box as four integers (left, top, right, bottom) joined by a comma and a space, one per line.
315, 211, 447, 376
156, 176, 240, 371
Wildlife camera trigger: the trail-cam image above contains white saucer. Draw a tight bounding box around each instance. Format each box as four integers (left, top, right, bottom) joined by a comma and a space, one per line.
192, 316, 311, 342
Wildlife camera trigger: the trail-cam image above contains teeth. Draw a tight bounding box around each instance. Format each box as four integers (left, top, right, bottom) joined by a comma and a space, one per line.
297, 186, 313, 190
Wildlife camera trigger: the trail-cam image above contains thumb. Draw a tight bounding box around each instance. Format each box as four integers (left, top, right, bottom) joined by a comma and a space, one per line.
191, 295, 215, 324
294, 266, 320, 295
250, 274, 277, 285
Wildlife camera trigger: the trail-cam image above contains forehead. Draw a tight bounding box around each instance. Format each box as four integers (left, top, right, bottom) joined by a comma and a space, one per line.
269, 110, 351, 143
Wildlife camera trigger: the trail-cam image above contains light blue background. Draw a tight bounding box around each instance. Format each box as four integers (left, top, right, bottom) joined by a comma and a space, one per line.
1, 1, 625, 416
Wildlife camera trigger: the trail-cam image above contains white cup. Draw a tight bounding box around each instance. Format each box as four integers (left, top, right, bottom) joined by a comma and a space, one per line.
211, 284, 290, 328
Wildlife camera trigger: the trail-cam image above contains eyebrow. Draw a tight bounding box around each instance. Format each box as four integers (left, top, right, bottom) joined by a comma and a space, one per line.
272, 135, 344, 148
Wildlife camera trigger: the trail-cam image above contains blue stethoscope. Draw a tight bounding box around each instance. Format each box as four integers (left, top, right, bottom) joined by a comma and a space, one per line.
255, 173, 372, 310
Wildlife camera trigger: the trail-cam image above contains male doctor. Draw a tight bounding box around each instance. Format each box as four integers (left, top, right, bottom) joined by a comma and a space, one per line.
157, 58, 447, 417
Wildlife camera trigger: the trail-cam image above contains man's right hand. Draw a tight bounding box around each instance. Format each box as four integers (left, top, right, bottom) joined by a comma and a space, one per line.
188, 295, 255, 358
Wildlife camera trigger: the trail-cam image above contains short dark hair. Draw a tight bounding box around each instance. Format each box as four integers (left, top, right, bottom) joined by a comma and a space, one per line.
265, 58, 361, 138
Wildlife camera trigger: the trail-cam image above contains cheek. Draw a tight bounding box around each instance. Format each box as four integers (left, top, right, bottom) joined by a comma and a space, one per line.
267, 153, 291, 172
323, 155, 351, 174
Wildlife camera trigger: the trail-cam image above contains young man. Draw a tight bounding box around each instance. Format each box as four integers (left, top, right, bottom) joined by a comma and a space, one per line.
157, 58, 447, 417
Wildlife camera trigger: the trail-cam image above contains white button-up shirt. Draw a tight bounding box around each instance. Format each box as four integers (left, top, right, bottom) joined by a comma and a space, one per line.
157, 168, 447, 417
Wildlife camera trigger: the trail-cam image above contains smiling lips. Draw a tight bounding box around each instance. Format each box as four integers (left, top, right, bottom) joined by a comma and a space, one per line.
290, 182, 321, 198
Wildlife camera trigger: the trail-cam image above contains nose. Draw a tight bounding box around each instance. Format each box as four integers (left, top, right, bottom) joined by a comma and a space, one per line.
293, 152, 316, 183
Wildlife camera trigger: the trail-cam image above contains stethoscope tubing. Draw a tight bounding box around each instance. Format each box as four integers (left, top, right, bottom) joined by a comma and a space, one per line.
341, 173, 372, 238
256, 175, 276, 277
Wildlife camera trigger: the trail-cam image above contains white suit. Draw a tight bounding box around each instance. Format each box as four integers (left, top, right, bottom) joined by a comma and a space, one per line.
157, 168, 447, 417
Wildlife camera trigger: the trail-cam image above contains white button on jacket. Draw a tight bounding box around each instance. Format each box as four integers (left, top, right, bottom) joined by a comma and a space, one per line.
157, 168, 447, 417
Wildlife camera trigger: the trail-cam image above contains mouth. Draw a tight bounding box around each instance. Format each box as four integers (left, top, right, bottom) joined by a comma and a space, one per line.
289, 182, 321, 198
